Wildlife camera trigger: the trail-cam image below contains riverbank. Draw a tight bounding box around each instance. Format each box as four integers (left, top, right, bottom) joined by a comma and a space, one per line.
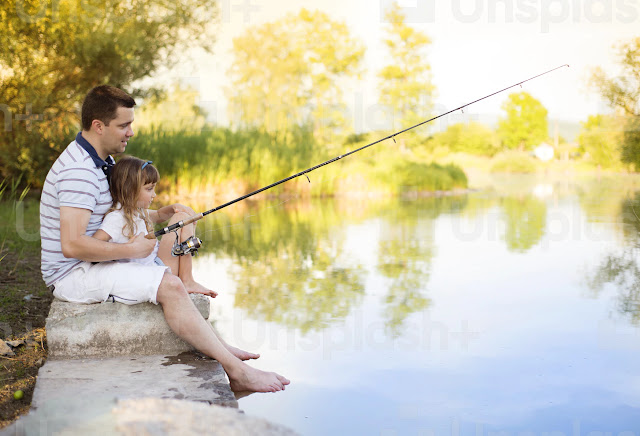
0, 198, 51, 429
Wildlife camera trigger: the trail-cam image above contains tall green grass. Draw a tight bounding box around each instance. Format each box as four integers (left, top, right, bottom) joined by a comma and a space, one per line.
131, 126, 468, 198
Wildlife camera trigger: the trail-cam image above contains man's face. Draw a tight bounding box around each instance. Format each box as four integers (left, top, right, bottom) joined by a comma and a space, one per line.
100, 107, 134, 156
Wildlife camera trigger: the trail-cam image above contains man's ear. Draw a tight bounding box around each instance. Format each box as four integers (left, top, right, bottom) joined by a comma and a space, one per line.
91, 119, 103, 134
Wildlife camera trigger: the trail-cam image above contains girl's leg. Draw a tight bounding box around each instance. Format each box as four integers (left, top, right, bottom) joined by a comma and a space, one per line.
157, 212, 217, 297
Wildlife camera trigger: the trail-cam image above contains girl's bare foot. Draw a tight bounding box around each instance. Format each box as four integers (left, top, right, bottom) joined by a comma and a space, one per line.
184, 279, 218, 298
225, 344, 260, 361
228, 363, 290, 393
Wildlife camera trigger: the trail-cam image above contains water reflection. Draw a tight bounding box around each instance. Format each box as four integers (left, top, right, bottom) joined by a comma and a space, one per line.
187, 175, 640, 330
588, 248, 640, 323
376, 200, 441, 335
188, 174, 640, 434
232, 239, 366, 332
586, 192, 640, 323
500, 195, 547, 253
194, 199, 366, 332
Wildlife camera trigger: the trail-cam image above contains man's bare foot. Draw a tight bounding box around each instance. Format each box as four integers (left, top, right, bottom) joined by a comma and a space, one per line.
233, 390, 256, 400
224, 344, 260, 361
184, 279, 218, 298
228, 363, 290, 393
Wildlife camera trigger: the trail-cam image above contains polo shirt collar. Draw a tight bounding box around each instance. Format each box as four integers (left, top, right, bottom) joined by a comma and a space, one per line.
75, 132, 115, 177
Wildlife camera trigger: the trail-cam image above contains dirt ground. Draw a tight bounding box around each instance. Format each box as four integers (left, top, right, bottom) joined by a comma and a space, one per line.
0, 329, 47, 429
0, 247, 53, 430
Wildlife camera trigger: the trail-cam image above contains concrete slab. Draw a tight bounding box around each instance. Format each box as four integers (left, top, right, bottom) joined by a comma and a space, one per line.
46, 295, 210, 359
31, 351, 237, 411
2, 397, 298, 436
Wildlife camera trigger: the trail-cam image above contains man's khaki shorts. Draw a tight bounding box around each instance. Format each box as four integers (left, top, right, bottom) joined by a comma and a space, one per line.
52, 260, 169, 305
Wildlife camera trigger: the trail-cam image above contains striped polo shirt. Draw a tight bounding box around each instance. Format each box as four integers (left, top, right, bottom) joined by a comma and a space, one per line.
40, 137, 113, 286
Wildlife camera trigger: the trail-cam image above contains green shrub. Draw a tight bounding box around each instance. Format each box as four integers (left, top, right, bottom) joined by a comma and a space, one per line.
490, 151, 537, 174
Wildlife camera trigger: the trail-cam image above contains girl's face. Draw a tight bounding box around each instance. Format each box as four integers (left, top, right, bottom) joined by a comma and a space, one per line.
137, 182, 156, 209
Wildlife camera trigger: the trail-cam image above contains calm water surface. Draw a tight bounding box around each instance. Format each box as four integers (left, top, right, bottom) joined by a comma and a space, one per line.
191, 174, 640, 435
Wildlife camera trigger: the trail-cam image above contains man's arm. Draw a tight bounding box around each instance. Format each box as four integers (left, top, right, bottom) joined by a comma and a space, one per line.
60, 206, 155, 262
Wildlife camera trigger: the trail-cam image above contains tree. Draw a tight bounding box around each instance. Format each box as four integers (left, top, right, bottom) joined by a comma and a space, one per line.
378, 2, 434, 133
429, 122, 500, 156
590, 37, 640, 169
497, 92, 548, 151
577, 114, 624, 169
136, 84, 207, 132
226, 9, 365, 140
0, 0, 218, 186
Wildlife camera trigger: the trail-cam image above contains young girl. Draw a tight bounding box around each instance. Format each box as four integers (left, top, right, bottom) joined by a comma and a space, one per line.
92, 156, 215, 297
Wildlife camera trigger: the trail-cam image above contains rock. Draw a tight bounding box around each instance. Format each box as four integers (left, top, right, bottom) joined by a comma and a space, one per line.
6, 340, 25, 348
0, 340, 15, 357
46, 294, 210, 359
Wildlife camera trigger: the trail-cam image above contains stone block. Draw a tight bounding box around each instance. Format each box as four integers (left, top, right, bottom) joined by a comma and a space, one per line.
3, 396, 298, 436
31, 352, 237, 410
46, 295, 210, 359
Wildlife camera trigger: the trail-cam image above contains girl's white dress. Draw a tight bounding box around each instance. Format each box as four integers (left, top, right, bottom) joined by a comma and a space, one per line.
99, 208, 161, 266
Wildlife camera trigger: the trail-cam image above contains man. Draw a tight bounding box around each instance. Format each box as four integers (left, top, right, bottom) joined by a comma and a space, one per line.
40, 85, 289, 393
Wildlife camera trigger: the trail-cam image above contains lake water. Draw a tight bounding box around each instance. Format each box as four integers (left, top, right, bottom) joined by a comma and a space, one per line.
190, 174, 640, 435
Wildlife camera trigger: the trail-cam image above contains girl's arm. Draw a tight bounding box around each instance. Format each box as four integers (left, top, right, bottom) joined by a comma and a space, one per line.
92, 229, 112, 242
149, 204, 197, 224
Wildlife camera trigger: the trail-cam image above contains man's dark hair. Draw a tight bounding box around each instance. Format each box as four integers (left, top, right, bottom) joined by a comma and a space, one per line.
81, 85, 136, 130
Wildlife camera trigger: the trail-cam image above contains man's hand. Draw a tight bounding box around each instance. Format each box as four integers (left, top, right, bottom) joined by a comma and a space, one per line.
128, 233, 157, 259
172, 204, 196, 216
150, 203, 197, 224
60, 206, 153, 262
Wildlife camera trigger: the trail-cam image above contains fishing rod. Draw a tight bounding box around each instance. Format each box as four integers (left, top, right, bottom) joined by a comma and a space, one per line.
149, 64, 569, 255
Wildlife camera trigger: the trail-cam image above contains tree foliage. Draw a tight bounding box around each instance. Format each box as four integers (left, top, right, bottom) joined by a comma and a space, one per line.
378, 2, 434, 132
577, 114, 624, 169
591, 38, 640, 117
136, 84, 207, 132
497, 92, 548, 151
0, 0, 218, 186
226, 9, 365, 140
591, 37, 640, 170
429, 122, 500, 156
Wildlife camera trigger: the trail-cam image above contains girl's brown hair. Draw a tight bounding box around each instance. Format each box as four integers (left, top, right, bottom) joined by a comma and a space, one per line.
108, 156, 159, 238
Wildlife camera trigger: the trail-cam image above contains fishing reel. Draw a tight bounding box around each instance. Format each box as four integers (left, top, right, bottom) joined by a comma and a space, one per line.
170, 230, 202, 257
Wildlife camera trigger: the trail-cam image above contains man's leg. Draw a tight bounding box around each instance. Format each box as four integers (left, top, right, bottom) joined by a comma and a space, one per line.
156, 273, 290, 392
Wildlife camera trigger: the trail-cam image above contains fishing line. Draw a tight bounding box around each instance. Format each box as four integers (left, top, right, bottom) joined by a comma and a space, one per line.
149, 64, 569, 252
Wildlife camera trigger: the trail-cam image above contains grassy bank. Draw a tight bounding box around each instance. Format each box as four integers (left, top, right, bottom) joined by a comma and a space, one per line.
0, 181, 50, 336
0, 193, 51, 429
132, 127, 468, 200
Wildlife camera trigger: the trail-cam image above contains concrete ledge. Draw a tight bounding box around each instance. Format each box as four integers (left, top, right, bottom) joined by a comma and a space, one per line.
46, 295, 210, 359
4, 396, 298, 436
32, 352, 237, 410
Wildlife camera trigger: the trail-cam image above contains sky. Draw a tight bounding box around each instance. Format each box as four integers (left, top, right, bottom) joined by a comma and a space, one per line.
158, 0, 640, 131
